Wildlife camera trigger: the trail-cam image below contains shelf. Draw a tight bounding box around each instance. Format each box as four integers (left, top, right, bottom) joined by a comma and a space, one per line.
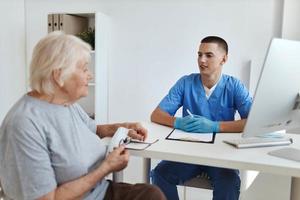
47, 12, 109, 124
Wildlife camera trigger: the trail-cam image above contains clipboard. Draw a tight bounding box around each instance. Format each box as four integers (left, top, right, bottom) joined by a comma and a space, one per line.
166, 129, 216, 144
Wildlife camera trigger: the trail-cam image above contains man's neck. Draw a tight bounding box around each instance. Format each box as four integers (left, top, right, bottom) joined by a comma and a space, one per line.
200, 73, 221, 89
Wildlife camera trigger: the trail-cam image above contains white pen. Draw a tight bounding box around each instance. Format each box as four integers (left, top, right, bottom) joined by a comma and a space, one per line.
186, 109, 194, 117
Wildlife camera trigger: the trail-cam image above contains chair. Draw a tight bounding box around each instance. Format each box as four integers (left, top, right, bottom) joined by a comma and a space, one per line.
181, 172, 212, 200
181, 170, 254, 200
182, 172, 212, 190
0, 181, 5, 200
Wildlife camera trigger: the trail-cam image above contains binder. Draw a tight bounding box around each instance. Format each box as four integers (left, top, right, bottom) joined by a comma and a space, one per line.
47, 14, 54, 33
53, 14, 59, 31
58, 14, 88, 35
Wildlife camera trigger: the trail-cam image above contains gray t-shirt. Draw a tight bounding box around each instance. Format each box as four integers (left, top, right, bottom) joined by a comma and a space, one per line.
0, 95, 109, 200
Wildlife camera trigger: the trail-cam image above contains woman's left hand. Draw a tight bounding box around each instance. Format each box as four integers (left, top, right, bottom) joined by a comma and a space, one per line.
127, 122, 148, 141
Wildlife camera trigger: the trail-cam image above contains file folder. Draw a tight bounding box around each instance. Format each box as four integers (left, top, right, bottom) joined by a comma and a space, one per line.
58, 14, 88, 35
53, 14, 59, 31
47, 14, 54, 33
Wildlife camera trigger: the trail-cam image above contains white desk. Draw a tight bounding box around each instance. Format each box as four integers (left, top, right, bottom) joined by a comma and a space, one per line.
127, 122, 300, 200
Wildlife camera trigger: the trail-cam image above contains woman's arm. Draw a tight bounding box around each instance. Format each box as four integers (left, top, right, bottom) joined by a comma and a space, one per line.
96, 123, 125, 138
38, 146, 129, 200
96, 122, 148, 140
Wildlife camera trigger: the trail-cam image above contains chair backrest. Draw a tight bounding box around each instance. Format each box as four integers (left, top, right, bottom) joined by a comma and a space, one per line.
181, 172, 212, 190
0, 180, 6, 199
181, 170, 252, 200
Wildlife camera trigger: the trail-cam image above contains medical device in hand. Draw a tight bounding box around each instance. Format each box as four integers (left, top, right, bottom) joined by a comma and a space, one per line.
107, 127, 130, 153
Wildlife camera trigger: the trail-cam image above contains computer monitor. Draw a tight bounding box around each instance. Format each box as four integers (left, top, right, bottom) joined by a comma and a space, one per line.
243, 38, 300, 138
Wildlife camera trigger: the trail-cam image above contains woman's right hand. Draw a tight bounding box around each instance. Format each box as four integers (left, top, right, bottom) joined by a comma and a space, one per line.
103, 145, 129, 173
37, 146, 130, 200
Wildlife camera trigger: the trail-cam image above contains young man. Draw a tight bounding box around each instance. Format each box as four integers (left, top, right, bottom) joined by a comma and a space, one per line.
150, 36, 252, 200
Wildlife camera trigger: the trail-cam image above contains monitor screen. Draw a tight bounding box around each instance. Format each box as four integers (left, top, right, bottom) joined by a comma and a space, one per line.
243, 38, 300, 138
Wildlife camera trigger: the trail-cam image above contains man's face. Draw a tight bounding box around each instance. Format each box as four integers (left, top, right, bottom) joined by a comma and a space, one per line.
197, 42, 227, 76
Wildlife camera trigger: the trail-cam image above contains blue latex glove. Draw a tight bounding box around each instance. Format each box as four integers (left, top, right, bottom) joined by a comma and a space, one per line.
184, 115, 220, 133
173, 116, 195, 131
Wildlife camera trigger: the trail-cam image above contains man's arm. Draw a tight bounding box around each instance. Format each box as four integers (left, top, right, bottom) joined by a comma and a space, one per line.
151, 107, 247, 133
183, 117, 247, 133
151, 107, 176, 127
219, 119, 246, 133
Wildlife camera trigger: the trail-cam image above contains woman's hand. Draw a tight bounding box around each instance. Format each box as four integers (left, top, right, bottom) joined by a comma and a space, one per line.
37, 146, 129, 200
97, 122, 148, 139
103, 146, 129, 173
127, 122, 148, 141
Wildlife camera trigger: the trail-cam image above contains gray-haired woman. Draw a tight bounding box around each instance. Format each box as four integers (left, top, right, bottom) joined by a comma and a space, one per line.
0, 31, 165, 200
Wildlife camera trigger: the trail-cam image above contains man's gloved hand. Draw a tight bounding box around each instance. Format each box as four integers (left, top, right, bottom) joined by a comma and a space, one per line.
184, 115, 220, 133
173, 116, 195, 132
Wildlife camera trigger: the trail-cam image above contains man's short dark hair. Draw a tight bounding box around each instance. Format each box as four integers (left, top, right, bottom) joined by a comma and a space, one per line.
201, 36, 228, 55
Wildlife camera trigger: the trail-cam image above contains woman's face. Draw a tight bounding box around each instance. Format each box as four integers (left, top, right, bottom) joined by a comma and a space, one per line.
62, 58, 92, 101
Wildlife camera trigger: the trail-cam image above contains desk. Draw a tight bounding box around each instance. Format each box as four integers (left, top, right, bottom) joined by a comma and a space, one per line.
127, 122, 300, 200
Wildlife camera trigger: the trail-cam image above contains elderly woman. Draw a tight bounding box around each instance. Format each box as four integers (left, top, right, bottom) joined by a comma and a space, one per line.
0, 31, 165, 200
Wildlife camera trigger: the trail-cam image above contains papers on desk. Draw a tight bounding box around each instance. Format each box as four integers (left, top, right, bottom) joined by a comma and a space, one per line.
166, 129, 215, 143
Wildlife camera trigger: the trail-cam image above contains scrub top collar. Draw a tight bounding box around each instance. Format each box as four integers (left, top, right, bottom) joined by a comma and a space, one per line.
204, 78, 221, 99
198, 74, 225, 101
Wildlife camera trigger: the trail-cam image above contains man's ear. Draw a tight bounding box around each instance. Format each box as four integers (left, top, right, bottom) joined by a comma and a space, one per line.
52, 69, 64, 87
221, 54, 228, 65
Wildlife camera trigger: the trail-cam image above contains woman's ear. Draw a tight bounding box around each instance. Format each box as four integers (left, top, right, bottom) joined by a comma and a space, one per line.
52, 69, 64, 87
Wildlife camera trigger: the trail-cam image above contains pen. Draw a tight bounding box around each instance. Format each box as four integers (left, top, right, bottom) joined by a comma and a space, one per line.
186, 109, 194, 117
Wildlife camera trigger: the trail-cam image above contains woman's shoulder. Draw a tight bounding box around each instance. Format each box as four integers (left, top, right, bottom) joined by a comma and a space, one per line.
0, 95, 53, 144
2, 95, 50, 130
3, 97, 31, 126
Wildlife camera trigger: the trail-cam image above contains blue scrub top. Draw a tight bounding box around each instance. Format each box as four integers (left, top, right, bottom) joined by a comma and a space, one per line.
159, 73, 252, 121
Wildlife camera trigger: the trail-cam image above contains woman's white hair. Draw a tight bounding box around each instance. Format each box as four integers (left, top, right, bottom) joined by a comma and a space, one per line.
30, 31, 91, 95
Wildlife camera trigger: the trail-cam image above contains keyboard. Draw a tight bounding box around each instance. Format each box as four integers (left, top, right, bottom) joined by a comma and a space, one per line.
223, 137, 293, 149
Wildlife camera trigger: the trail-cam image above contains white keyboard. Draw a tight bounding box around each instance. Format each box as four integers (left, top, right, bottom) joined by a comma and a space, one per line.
223, 137, 293, 149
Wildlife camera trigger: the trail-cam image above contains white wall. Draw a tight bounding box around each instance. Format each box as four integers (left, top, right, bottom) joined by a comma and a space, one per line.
0, 0, 26, 122
20, 0, 291, 199
25, 0, 283, 122
282, 0, 300, 139
108, 0, 284, 122
282, 0, 300, 40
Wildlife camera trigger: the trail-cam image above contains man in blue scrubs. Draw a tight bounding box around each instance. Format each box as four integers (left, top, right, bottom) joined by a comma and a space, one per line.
150, 36, 252, 200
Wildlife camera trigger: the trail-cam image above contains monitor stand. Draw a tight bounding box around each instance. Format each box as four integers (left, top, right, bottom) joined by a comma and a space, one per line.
268, 147, 300, 162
